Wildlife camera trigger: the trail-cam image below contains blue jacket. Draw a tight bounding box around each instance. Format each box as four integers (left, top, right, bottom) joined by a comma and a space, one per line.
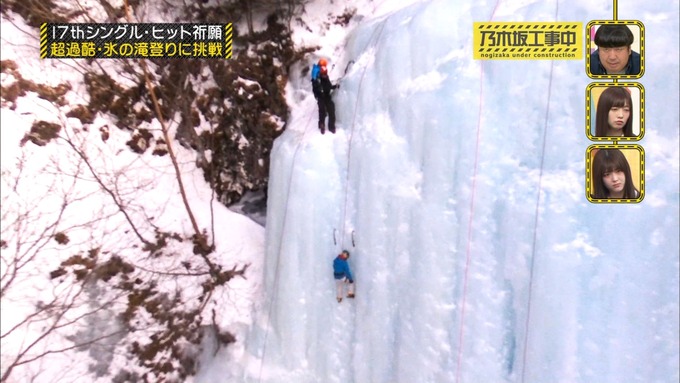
333, 256, 353, 281
590, 49, 641, 75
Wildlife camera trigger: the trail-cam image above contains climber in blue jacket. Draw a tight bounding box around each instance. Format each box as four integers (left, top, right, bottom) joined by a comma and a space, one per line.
333, 250, 355, 303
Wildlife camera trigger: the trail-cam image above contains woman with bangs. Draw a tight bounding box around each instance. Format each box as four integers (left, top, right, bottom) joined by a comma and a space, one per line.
595, 86, 634, 137
591, 148, 639, 199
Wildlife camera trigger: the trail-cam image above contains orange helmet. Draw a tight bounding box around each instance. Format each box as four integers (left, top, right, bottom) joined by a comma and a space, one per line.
318, 58, 328, 67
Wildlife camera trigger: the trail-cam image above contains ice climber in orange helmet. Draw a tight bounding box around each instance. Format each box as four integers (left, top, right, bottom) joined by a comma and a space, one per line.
311, 58, 339, 134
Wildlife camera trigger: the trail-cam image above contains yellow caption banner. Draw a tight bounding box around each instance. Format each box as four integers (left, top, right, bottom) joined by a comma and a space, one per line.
39, 23, 233, 59
473, 22, 583, 60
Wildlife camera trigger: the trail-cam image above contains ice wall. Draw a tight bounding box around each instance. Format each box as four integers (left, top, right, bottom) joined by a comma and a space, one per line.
241, 1, 679, 383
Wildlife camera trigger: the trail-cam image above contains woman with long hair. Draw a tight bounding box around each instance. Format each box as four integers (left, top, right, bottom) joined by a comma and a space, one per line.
591, 148, 639, 199
594, 87, 634, 137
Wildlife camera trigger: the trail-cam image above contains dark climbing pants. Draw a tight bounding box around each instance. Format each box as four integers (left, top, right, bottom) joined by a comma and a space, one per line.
317, 96, 336, 131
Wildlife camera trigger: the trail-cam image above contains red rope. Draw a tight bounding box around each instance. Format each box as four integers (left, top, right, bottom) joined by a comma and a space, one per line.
454, 2, 502, 382
455, 1, 559, 380
454, 62, 486, 383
